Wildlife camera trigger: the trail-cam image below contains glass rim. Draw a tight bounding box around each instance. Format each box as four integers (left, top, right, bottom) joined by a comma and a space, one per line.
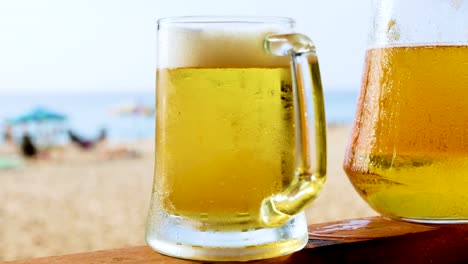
157, 16, 295, 26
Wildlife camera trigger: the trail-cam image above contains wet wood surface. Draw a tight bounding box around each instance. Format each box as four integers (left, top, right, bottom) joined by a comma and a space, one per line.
8, 217, 468, 264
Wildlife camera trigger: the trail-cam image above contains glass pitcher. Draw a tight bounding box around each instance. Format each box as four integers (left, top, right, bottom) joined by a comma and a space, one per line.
344, 0, 468, 223
146, 16, 327, 261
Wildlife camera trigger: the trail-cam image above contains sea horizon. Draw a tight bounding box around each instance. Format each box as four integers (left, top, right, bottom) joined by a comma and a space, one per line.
0, 89, 359, 143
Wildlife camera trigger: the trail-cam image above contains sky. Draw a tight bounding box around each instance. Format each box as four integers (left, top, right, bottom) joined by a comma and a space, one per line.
0, 0, 371, 95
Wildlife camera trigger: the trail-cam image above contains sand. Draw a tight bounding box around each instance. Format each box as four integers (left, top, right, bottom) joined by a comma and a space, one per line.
0, 125, 377, 261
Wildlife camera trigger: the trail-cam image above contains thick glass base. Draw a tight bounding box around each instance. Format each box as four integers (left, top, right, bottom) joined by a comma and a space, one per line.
146, 212, 308, 262
392, 216, 468, 224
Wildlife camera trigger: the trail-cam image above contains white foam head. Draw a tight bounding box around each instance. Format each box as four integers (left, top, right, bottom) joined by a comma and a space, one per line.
157, 20, 293, 68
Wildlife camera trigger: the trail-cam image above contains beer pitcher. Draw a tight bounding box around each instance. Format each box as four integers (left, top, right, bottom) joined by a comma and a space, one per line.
344, 0, 468, 223
146, 17, 327, 261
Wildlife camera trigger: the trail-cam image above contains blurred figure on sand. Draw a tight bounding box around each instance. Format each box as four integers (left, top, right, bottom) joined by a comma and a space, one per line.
20, 133, 38, 159
67, 128, 107, 150
3, 125, 13, 144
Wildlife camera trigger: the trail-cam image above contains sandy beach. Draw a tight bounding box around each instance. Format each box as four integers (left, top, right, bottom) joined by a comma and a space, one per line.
0, 125, 377, 261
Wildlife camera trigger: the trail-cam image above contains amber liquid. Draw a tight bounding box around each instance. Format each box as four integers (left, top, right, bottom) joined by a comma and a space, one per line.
344, 45, 468, 221
154, 67, 295, 227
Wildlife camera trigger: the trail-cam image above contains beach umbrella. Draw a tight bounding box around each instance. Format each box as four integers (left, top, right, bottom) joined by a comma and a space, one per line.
111, 101, 154, 117
7, 107, 67, 125
5, 107, 68, 147
109, 101, 155, 140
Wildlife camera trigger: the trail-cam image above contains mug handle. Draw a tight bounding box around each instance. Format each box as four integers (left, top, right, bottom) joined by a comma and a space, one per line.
261, 34, 327, 227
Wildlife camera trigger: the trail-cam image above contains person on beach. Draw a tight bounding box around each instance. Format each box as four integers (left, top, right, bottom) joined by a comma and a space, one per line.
3, 125, 13, 144
67, 128, 107, 150
21, 133, 38, 158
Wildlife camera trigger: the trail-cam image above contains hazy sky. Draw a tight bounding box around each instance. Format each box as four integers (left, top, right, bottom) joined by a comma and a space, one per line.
0, 0, 371, 95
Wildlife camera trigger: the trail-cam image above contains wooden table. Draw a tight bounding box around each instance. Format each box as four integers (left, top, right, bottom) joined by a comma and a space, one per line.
7, 217, 468, 264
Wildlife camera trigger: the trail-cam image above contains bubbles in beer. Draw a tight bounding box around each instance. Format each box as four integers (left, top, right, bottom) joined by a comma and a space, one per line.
344, 45, 468, 222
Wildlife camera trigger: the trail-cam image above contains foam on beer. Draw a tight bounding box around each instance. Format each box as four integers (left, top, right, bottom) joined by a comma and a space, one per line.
158, 25, 292, 68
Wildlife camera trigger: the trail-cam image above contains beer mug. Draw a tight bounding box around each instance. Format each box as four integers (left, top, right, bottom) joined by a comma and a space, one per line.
344, 0, 468, 223
146, 17, 326, 261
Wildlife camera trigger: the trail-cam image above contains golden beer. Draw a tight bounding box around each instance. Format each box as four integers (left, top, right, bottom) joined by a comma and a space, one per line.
154, 66, 296, 227
344, 45, 468, 221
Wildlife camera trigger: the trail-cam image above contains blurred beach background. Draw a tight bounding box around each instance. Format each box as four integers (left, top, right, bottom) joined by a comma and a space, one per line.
0, 0, 377, 261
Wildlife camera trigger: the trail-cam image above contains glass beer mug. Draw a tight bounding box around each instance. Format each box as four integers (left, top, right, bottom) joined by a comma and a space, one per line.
146, 17, 327, 261
344, 0, 468, 223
